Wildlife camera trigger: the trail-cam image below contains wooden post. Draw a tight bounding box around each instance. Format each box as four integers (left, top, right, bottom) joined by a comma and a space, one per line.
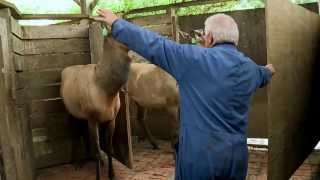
0, 8, 35, 180
170, 7, 179, 42
89, 22, 103, 64
80, 0, 89, 15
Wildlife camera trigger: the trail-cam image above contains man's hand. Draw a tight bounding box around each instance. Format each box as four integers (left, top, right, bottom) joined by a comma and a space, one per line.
265, 64, 275, 76
94, 9, 119, 26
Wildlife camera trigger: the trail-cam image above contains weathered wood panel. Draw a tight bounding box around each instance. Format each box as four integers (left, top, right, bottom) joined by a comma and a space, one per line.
10, 16, 22, 38
17, 69, 62, 87
145, 24, 172, 36
31, 99, 65, 116
23, 24, 89, 39
0, 10, 35, 180
266, 0, 320, 179
27, 85, 61, 100
24, 39, 90, 55
89, 22, 103, 64
129, 14, 171, 26
12, 34, 23, 54
21, 53, 90, 71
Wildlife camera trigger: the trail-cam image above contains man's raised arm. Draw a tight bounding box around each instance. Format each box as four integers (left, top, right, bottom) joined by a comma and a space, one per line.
96, 9, 203, 81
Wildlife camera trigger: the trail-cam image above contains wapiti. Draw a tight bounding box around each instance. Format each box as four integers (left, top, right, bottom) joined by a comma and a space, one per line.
61, 36, 131, 180
128, 63, 180, 150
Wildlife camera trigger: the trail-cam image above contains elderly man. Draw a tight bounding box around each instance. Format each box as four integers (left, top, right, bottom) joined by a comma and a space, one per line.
96, 9, 275, 180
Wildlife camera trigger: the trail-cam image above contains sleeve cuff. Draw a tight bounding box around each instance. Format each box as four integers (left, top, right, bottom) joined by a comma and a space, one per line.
111, 19, 126, 38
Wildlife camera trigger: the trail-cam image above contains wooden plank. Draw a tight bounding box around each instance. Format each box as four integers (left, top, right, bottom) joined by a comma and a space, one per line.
13, 53, 23, 72
80, 0, 88, 15
17, 69, 63, 87
24, 39, 90, 55
31, 99, 65, 116
12, 35, 23, 54
145, 24, 172, 36
128, 14, 171, 26
19, 14, 89, 20
170, 8, 179, 42
28, 84, 61, 100
124, 0, 228, 16
22, 53, 90, 71
10, 16, 23, 38
23, 24, 89, 40
30, 112, 68, 129
32, 135, 73, 168
0, 15, 34, 180
0, 0, 21, 18
266, 0, 320, 179
113, 90, 133, 169
89, 22, 103, 64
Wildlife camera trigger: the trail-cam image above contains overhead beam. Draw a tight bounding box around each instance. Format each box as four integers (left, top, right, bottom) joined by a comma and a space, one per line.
73, 0, 81, 6
18, 14, 89, 20
124, 0, 230, 15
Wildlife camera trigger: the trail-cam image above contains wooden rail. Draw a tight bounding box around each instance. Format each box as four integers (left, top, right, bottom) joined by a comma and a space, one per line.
123, 0, 230, 16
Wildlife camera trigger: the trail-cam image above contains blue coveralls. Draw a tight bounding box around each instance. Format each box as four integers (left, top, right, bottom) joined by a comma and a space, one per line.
112, 19, 272, 180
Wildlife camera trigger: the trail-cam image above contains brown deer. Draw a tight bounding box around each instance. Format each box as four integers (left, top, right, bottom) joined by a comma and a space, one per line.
128, 63, 179, 150
61, 36, 131, 180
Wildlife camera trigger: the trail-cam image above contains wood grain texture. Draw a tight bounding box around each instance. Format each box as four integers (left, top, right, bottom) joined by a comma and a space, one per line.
266, 0, 320, 179
0, 12, 34, 180
145, 24, 172, 36
23, 24, 89, 39
89, 22, 103, 64
21, 53, 90, 71
23, 38, 90, 55
128, 14, 171, 26
10, 16, 22, 38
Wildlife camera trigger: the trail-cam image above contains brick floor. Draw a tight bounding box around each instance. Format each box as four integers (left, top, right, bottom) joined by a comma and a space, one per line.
37, 140, 175, 180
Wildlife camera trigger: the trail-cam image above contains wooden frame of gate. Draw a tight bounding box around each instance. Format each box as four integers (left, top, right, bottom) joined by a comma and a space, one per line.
266, 0, 320, 179
0, 2, 133, 180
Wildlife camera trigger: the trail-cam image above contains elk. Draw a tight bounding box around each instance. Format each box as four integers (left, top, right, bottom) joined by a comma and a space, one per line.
60, 36, 131, 180
128, 63, 179, 150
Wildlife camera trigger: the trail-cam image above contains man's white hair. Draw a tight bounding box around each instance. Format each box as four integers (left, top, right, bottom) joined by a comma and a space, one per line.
204, 13, 239, 45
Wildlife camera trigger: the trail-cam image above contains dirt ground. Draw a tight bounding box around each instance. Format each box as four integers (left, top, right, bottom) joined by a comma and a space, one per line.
37, 140, 175, 180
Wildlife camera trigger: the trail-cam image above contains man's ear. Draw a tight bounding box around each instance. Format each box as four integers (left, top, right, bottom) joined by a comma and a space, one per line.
208, 33, 215, 47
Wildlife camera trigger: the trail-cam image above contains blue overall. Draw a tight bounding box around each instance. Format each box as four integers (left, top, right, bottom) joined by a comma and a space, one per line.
112, 19, 272, 180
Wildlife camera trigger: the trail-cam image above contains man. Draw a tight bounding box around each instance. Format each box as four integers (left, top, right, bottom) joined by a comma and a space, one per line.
96, 9, 275, 180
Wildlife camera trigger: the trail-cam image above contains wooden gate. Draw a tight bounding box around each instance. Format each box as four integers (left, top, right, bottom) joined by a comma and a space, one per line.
266, 0, 320, 179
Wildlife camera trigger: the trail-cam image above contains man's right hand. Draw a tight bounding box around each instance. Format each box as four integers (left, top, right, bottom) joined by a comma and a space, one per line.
265, 64, 275, 76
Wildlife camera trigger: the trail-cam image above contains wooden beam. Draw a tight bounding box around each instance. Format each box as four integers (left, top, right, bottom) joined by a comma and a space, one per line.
124, 0, 229, 16
18, 14, 89, 20
23, 24, 89, 39
89, 22, 103, 64
73, 0, 81, 6
0, 0, 20, 18
81, 0, 89, 15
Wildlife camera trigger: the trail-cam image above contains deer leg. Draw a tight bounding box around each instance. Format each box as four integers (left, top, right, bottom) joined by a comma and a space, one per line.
137, 104, 159, 149
105, 120, 115, 180
88, 120, 107, 180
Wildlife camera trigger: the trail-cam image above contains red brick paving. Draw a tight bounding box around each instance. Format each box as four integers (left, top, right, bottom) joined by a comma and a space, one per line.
37, 140, 175, 180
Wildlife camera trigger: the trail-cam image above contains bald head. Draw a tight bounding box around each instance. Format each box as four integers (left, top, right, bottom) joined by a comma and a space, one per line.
204, 13, 239, 46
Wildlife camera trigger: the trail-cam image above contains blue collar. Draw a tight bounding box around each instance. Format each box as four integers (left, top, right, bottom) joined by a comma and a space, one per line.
212, 42, 237, 49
